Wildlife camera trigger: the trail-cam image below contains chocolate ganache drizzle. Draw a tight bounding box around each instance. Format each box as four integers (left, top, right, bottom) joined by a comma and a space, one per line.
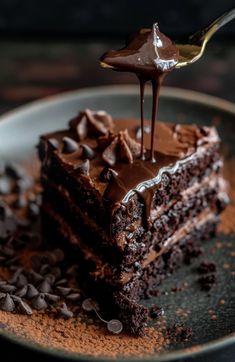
100, 23, 179, 162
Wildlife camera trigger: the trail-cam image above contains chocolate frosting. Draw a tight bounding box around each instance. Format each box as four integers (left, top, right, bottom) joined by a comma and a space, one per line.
42, 117, 219, 225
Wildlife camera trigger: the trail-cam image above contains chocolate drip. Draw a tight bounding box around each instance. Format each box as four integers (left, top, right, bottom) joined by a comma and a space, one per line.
100, 23, 179, 161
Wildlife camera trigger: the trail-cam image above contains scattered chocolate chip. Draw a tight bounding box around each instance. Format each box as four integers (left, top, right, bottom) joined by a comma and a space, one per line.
55, 278, 68, 286
26, 284, 39, 299
73, 159, 90, 175
29, 270, 43, 284
5, 163, 25, 180
59, 303, 74, 319
80, 144, 96, 160
48, 138, 60, 150
149, 306, 164, 319
62, 137, 79, 154
0, 293, 15, 312
100, 167, 118, 182
66, 293, 81, 302
38, 279, 51, 293
5, 255, 19, 266
198, 274, 216, 291
0, 284, 16, 293
0, 292, 6, 299
45, 274, 56, 285
56, 286, 71, 297
198, 261, 216, 274
39, 264, 50, 275
31, 294, 47, 310
18, 299, 33, 315
15, 285, 28, 298
16, 274, 28, 288
107, 319, 123, 334
0, 176, 11, 195
66, 265, 77, 277
44, 293, 60, 303
82, 298, 95, 312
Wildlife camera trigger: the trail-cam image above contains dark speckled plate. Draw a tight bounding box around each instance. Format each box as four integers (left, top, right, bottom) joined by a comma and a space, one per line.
0, 85, 234, 362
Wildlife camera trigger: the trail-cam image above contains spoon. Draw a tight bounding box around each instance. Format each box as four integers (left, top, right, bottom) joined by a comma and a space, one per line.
176, 8, 235, 68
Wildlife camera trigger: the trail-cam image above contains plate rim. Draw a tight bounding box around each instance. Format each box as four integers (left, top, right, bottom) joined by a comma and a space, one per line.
0, 84, 235, 361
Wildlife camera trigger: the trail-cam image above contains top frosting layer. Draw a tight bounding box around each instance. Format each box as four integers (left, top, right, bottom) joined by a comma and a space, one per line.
41, 109, 219, 208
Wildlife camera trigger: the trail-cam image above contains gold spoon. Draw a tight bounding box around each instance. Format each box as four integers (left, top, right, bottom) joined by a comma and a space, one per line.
176, 8, 235, 68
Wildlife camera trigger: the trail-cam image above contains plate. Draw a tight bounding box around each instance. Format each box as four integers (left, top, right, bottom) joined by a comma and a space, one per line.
0, 85, 235, 362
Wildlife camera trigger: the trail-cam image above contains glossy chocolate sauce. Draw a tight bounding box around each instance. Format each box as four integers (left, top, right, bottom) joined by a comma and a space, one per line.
100, 23, 179, 162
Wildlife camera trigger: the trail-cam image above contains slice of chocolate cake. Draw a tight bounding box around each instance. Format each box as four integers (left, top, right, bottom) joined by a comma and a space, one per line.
38, 109, 227, 335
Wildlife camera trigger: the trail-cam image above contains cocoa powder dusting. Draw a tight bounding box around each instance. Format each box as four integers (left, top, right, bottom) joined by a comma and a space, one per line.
0, 310, 167, 357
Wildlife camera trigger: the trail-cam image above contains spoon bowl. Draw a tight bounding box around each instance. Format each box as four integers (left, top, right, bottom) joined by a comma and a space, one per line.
175, 8, 235, 68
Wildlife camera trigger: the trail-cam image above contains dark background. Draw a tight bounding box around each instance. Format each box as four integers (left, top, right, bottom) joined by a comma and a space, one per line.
0, 0, 234, 115
0, 0, 234, 39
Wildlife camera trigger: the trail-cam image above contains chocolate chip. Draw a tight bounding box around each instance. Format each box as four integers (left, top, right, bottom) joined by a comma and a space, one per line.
100, 167, 118, 182
73, 159, 90, 175
6, 163, 25, 180
0, 284, 16, 293
82, 298, 95, 312
59, 303, 73, 319
48, 138, 60, 150
26, 284, 39, 299
0, 176, 11, 195
55, 278, 67, 286
66, 293, 81, 302
45, 274, 56, 285
15, 285, 28, 298
107, 319, 123, 334
16, 274, 28, 288
44, 293, 60, 303
31, 294, 47, 310
0, 294, 15, 312
38, 279, 51, 293
66, 265, 77, 277
56, 286, 71, 297
39, 264, 50, 275
1, 245, 14, 257
62, 137, 79, 154
18, 299, 33, 315
80, 144, 96, 160
29, 270, 44, 284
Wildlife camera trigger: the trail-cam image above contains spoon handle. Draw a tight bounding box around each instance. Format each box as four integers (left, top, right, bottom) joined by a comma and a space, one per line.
190, 8, 235, 44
